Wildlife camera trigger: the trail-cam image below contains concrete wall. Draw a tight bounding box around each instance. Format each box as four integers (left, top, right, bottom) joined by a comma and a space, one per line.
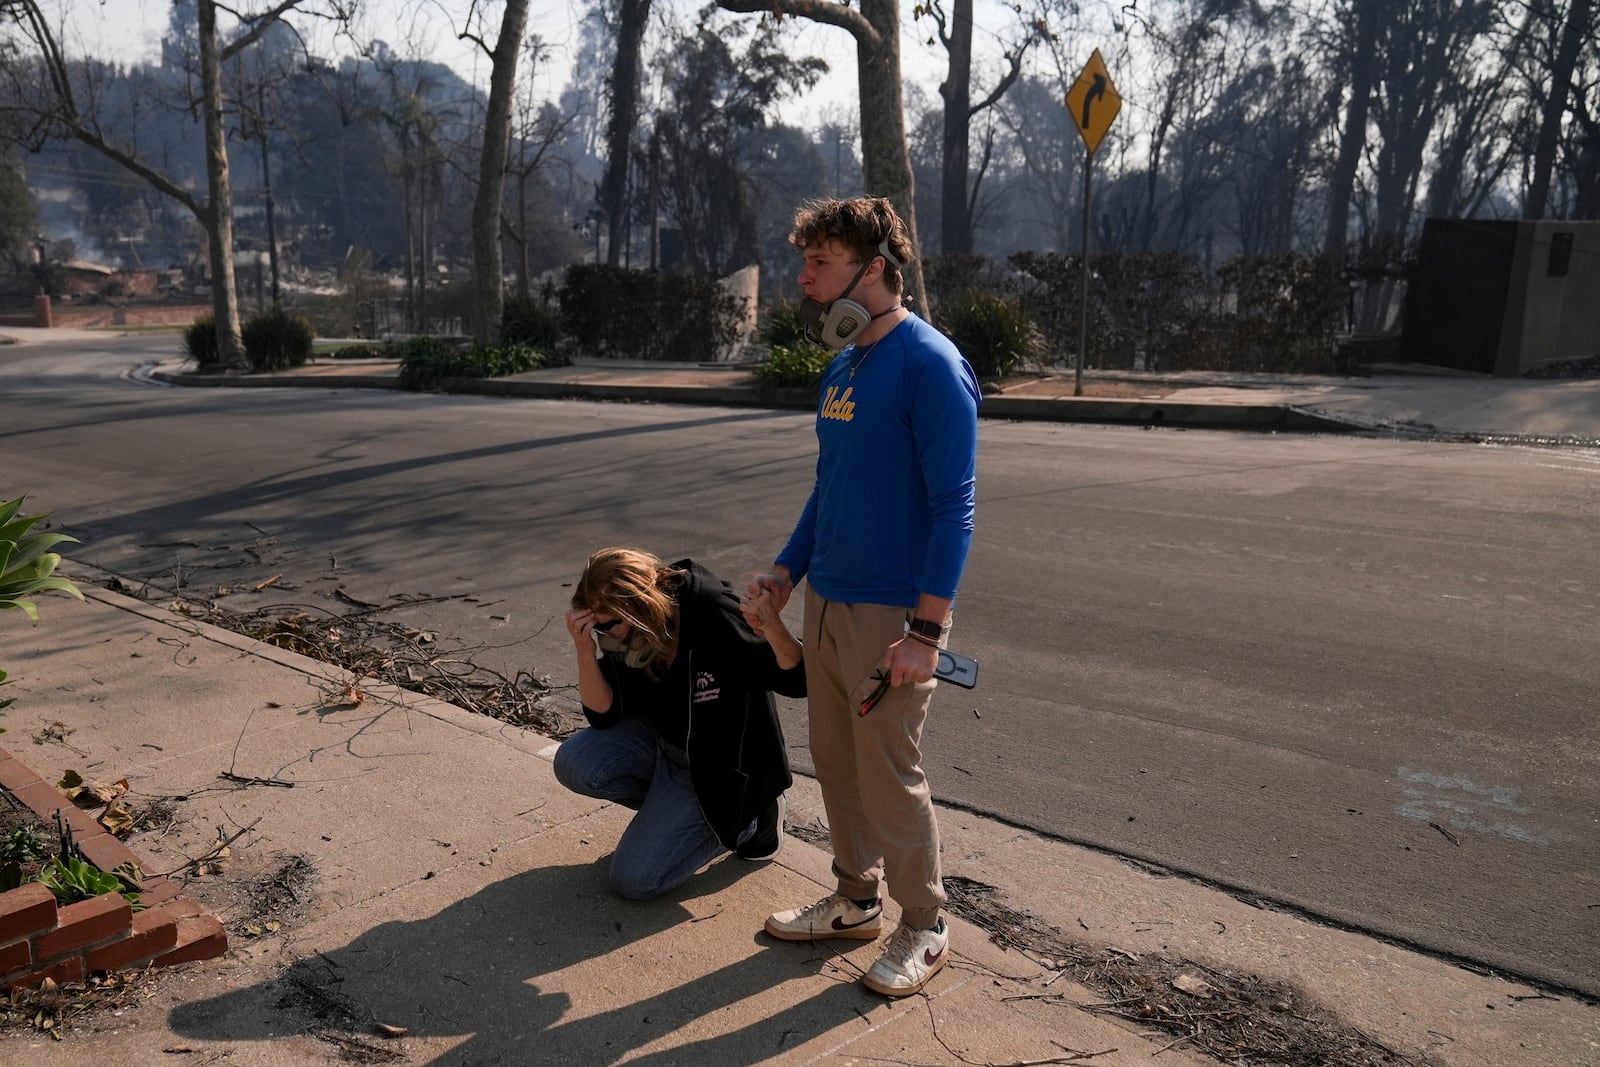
1404, 219, 1600, 378
716, 265, 760, 363
1497, 221, 1600, 376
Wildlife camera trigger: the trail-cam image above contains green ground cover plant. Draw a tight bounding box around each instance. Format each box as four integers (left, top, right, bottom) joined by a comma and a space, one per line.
37, 855, 144, 910
397, 338, 544, 391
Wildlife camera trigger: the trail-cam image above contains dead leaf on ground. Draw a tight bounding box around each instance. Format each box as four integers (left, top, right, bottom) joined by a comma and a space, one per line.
100, 801, 136, 837
1172, 973, 1215, 997
59, 770, 129, 807
192, 836, 232, 876
326, 684, 366, 707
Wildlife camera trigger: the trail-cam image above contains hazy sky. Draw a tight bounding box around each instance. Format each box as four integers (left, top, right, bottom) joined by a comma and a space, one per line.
65, 0, 1034, 130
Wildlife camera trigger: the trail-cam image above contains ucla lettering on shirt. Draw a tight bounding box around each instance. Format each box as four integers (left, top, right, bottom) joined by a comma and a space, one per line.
821, 385, 856, 422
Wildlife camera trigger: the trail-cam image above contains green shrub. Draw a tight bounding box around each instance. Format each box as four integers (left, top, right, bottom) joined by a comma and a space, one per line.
242, 306, 315, 371
397, 337, 544, 392
938, 291, 1043, 379
0, 822, 46, 864
1006, 249, 1346, 372
558, 264, 743, 361
758, 301, 818, 350
329, 343, 384, 359
923, 253, 1006, 313
395, 336, 457, 391
502, 295, 563, 349
183, 316, 220, 368
752, 343, 832, 390
0, 822, 48, 891
1211, 253, 1342, 372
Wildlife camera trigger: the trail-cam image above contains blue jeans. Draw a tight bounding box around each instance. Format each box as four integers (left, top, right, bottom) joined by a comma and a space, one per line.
553, 718, 734, 900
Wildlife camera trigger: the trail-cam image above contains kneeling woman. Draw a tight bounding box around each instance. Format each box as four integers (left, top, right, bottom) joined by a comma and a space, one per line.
556, 547, 803, 900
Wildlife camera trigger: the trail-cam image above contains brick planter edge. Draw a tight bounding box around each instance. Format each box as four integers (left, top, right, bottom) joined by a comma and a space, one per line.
0, 743, 227, 989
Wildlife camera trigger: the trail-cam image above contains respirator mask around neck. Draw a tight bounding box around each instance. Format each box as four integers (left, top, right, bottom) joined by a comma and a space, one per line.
799, 240, 904, 350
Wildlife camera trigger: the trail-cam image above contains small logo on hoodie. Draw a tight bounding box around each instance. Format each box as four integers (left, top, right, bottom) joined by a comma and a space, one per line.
693, 671, 721, 704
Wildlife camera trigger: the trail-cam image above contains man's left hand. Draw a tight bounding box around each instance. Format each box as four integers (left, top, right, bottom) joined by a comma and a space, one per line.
884, 636, 939, 687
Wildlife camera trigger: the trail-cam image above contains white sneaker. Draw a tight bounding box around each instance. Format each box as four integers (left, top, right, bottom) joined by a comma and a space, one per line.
765, 893, 882, 941
863, 917, 949, 997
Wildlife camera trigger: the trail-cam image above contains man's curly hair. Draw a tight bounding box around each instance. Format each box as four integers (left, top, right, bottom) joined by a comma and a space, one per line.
789, 197, 912, 296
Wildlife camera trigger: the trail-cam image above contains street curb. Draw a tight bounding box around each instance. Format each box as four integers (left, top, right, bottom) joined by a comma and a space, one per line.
148, 366, 1358, 435
445, 375, 803, 410
149, 368, 401, 390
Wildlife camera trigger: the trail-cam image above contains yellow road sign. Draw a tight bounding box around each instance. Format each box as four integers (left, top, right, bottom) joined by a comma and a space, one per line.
1064, 49, 1121, 155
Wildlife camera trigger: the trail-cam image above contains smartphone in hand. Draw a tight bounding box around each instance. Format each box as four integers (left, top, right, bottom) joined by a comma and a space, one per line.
934, 648, 979, 689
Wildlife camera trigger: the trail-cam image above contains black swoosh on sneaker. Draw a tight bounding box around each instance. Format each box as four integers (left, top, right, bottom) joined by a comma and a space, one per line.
923, 945, 945, 966
831, 913, 877, 931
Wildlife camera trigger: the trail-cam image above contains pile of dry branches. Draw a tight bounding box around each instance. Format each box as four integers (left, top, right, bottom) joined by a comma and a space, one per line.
943, 876, 1424, 1067
181, 596, 575, 739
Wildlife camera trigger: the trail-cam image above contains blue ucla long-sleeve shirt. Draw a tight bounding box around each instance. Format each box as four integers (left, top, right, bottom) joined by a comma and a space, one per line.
776, 313, 980, 606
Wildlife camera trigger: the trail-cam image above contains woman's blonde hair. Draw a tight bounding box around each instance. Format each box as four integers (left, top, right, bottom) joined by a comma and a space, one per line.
571, 547, 684, 671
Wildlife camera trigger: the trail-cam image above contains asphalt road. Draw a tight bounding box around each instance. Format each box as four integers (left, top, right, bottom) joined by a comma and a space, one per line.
3, 333, 1597, 997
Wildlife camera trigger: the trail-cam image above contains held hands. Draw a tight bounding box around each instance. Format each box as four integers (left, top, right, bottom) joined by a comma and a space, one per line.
748, 589, 787, 637
746, 587, 802, 669
739, 568, 793, 637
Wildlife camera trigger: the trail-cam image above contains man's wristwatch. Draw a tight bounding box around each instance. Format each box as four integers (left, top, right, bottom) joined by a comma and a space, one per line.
907, 617, 943, 642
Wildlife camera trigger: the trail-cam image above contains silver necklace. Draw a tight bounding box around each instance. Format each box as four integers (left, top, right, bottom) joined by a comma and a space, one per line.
848, 306, 903, 379
849, 341, 878, 380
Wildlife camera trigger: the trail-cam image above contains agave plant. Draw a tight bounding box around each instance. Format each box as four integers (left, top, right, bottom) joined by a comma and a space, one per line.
0, 496, 84, 622
0, 497, 84, 719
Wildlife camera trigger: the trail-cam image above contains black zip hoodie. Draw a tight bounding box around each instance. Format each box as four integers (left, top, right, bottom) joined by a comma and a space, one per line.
581, 559, 803, 849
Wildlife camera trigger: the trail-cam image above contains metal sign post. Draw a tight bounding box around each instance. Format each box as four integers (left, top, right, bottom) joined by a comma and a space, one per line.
1064, 49, 1121, 397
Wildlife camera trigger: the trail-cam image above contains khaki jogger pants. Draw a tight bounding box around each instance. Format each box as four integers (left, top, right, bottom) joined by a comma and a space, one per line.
803, 585, 947, 930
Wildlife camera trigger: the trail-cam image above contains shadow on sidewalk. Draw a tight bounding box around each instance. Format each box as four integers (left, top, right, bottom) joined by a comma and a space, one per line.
169, 856, 876, 1065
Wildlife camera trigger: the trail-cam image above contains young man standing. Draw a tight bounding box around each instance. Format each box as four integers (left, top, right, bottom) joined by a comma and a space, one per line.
744, 197, 980, 997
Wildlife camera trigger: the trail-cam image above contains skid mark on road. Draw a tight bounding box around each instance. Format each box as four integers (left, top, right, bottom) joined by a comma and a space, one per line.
1395, 767, 1550, 845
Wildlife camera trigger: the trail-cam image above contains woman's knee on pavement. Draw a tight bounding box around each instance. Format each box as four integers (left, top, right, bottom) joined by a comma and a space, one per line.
553, 726, 637, 792
551, 734, 591, 793
608, 850, 675, 901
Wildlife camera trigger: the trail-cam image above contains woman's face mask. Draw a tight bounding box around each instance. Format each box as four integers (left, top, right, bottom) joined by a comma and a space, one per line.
594, 619, 655, 669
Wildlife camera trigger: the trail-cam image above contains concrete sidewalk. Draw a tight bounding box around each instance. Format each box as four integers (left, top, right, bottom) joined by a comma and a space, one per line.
2, 575, 1596, 1064
140, 353, 1600, 445
0, 579, 1214, 1065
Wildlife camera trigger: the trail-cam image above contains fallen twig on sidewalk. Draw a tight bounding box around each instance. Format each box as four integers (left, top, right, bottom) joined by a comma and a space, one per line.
1001, 1048, 1117, 1066
219, 771, 294, 788
157, 816, 260, 878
